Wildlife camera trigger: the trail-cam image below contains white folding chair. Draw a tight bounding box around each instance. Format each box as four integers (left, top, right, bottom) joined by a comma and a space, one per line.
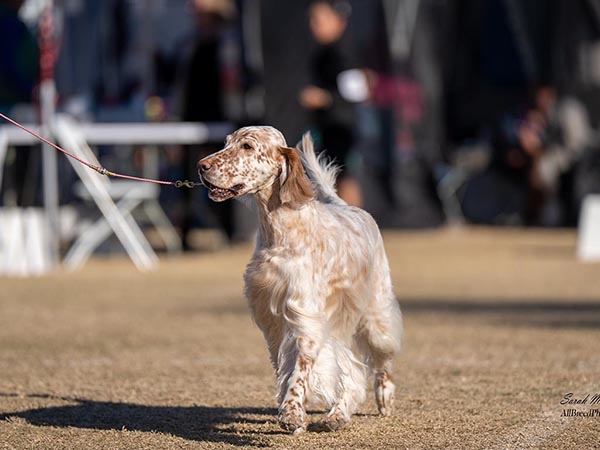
54, 114, 160, 271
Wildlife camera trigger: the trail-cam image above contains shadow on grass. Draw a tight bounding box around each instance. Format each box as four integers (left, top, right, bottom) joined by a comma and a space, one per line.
402, 299, 600, 328
0, 393, 280, 446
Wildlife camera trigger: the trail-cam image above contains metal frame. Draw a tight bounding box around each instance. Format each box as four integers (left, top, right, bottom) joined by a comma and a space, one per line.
0, 115, 233, 272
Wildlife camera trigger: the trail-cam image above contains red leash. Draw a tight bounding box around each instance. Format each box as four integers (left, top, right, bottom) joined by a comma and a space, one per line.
0, 112, 201, 188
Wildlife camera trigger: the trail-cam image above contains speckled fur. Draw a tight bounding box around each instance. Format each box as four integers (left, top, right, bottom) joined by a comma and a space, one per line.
198, 127, 403, 433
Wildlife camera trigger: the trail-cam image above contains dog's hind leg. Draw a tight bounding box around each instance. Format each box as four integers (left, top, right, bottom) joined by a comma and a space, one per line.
361, 268, 403, 416
316, 343, 367, 431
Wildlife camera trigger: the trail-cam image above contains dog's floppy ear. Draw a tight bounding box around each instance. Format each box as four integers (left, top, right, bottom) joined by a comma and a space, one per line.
279, 146, 315, 208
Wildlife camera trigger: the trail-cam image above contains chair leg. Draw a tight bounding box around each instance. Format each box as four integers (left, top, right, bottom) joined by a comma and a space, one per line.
142, 201, 182, 254
64, 195, 147, 270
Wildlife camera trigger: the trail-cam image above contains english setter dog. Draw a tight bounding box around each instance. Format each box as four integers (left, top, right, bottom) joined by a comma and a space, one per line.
198, 126, 402, 434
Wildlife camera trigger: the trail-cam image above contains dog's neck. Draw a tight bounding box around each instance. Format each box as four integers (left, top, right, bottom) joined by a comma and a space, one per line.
254, 179, 283, 214
253, 182, 314, 248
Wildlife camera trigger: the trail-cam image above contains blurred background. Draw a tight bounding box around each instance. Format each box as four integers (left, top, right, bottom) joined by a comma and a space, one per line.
1, 3, 600, 447
3, 0, 600, 268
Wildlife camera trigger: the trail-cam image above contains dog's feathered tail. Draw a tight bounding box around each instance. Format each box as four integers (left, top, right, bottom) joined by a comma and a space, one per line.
296, 132, 346, 205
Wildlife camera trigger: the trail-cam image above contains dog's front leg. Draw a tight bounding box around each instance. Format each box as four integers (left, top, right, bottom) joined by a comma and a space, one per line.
277, 335, 315, 434
276, 291, 324, 434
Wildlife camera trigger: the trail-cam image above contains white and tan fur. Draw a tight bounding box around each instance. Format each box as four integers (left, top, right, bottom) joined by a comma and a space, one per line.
198, 126, 402, 434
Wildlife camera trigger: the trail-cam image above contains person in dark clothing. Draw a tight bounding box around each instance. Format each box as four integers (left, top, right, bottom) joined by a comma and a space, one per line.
180, 2, 229, 124
0, 0, 37, 112
300, 0, 364, 206
178, 0, 237, 249
0, 0, 40, 207
462, 85, 590, 226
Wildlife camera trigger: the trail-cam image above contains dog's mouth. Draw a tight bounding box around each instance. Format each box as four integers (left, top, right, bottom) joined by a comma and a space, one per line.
200, 177, 245, 202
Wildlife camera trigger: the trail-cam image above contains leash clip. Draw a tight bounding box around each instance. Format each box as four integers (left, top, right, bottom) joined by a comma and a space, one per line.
174, 180, 197, 188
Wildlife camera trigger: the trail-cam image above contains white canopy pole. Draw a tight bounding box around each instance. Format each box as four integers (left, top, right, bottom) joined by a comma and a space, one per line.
39, 0, 60, 268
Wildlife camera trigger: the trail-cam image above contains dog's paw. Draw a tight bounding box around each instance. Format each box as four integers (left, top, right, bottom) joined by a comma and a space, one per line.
278, 401, 307, 434
316, 409, 350, 431
375, 372, 395, 417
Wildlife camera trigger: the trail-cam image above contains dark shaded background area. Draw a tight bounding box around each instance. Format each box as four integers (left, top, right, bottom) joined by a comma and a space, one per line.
3, 0, 600, 239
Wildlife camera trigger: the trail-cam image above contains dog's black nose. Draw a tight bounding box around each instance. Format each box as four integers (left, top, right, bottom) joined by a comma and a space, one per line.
198, 160, 212, 172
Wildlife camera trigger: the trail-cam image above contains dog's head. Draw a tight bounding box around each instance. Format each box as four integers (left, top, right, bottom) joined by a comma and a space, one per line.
198, 126, 314, 207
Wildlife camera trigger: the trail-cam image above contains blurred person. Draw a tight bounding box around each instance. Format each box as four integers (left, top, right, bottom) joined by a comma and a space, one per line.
0, 0, 40, 207
300, 0, 364, 207
533, 86, 591, 225
0, 0, 37, 114
175, 0, 240, 249
461, 112, 540, 225
498, 86, 590, 225
179, 0, 237, 124
462, 85, 591, 226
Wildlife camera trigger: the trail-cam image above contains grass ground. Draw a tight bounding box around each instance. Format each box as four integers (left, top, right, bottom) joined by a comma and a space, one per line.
1, 227, 599, 449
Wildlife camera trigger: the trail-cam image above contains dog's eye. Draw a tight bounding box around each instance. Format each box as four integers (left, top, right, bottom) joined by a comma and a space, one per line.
242, 143, 253, 150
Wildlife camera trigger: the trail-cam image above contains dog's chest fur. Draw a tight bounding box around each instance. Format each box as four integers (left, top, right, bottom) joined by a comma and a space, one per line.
243, 202, 379, 344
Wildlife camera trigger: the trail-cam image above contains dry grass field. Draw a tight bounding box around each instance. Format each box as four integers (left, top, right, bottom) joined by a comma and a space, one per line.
1, 227, 600, 449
